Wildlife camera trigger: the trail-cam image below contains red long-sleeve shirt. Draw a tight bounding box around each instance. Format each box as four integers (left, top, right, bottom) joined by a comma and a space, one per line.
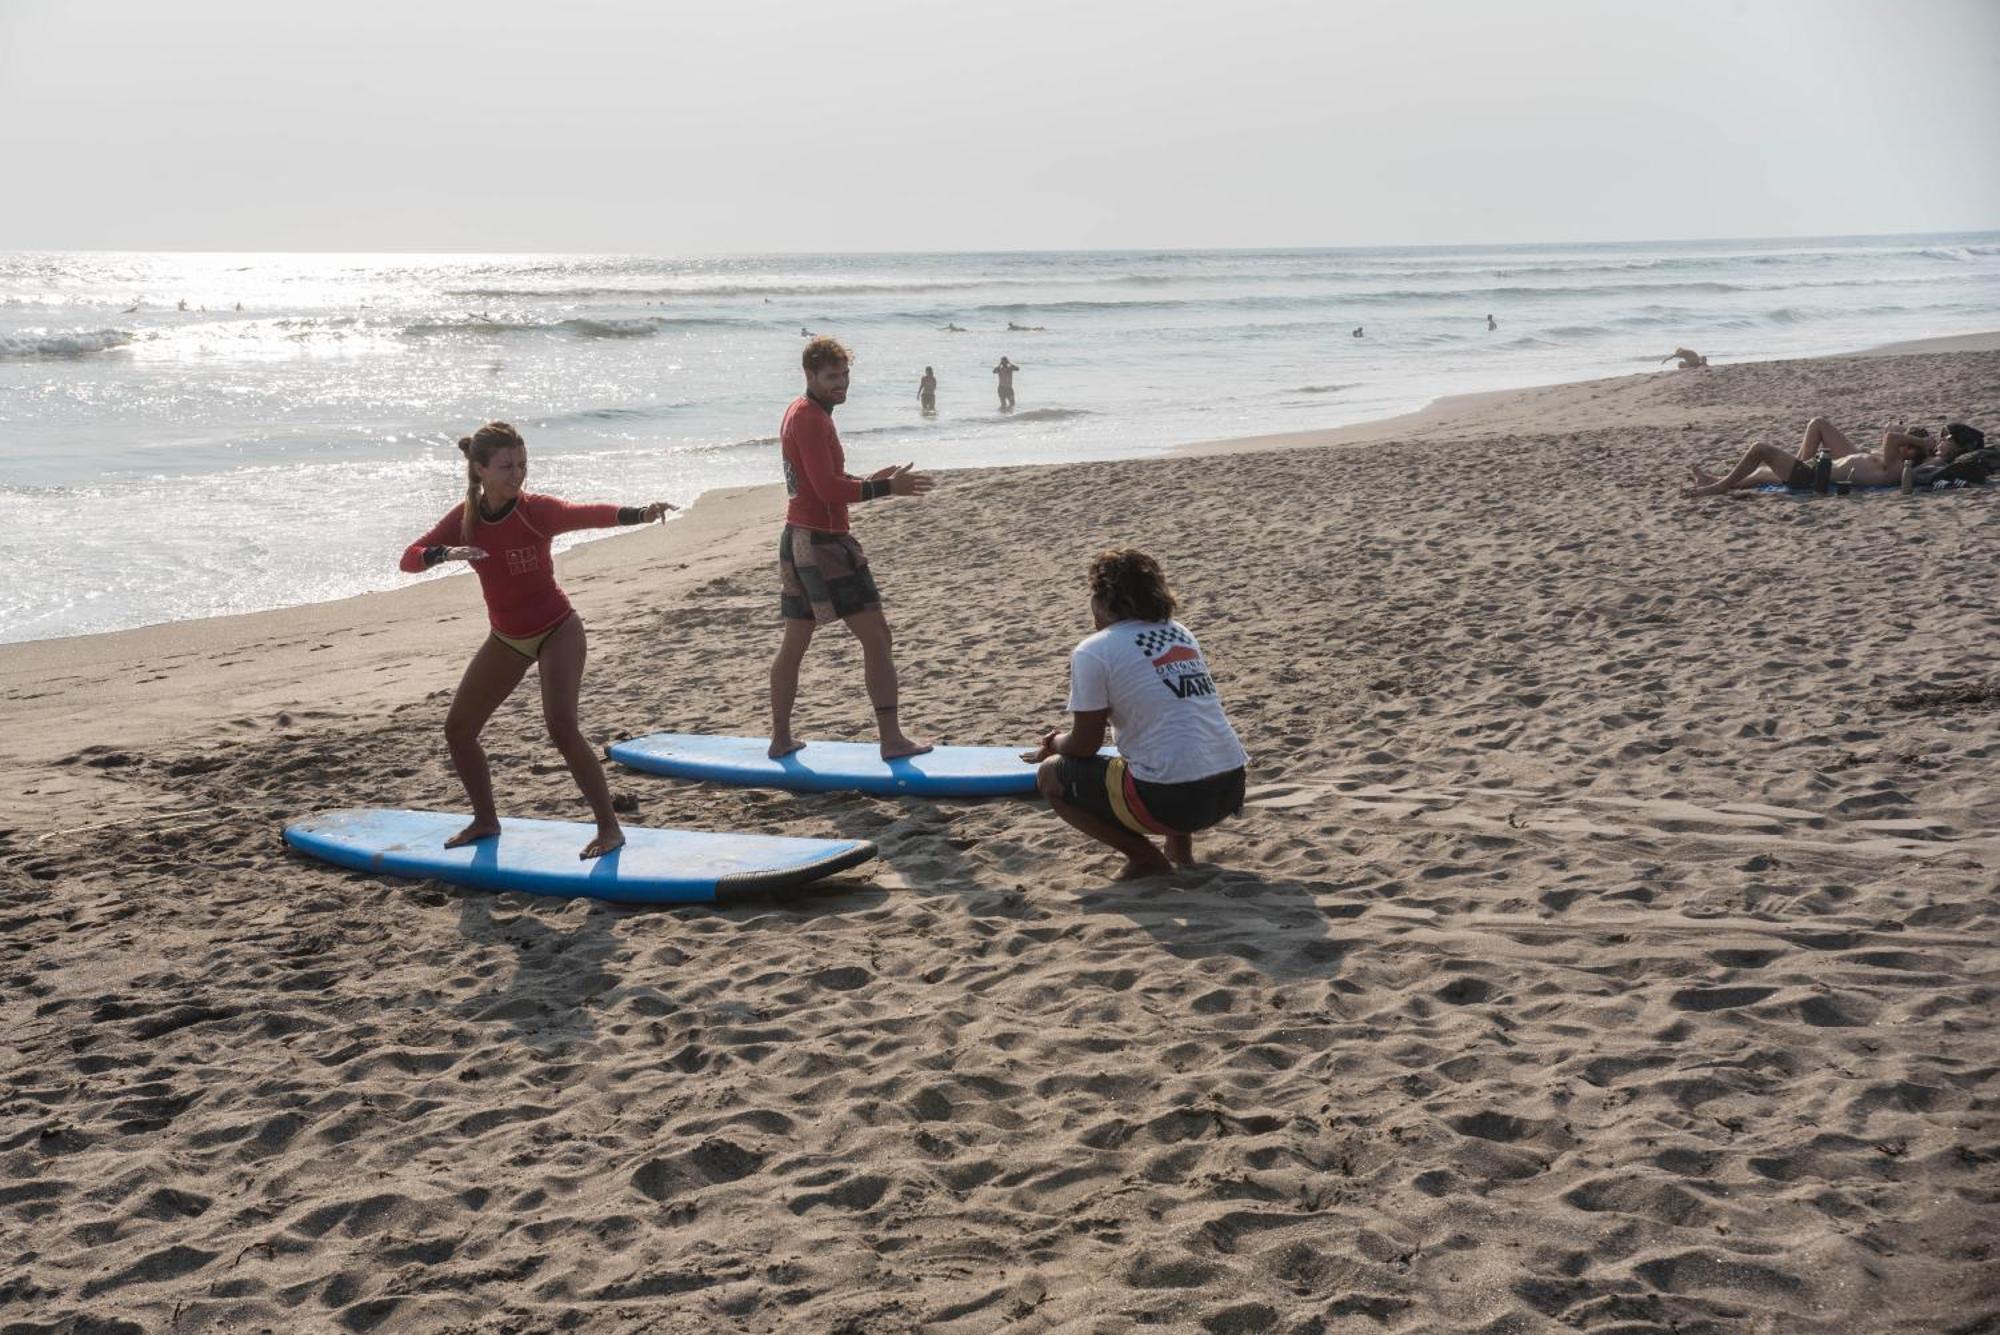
781, 395, 868, 532
401, 493, 623, 637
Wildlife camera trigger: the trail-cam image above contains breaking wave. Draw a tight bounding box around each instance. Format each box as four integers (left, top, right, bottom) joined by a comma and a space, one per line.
0, 327, 134, 359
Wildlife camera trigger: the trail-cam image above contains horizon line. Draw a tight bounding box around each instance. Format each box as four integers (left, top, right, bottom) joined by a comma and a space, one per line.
3, 227, 1997, 262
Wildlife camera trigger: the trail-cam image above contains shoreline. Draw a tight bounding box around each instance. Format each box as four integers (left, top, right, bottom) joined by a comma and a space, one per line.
4, 329, 1996, 832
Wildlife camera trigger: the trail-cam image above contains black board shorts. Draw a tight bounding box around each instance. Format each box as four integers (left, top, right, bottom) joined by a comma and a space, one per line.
1056, 755, 1246, 837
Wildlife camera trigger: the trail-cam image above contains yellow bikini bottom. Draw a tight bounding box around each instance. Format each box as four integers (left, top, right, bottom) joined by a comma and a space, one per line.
491, 612, 572, 662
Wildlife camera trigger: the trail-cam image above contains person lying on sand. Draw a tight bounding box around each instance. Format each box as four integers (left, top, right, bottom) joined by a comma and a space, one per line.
1022, 549, 1249, 881
400, 422, 676, 858
1661, 347, 1709, 369
1687, 423, 1932, 496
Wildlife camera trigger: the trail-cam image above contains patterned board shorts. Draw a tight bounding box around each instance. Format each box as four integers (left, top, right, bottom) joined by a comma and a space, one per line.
779, 526, 882, 623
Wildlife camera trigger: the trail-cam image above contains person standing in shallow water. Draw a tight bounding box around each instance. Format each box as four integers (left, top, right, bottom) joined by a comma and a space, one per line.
400, 422, 675, 859
992, 356, 1019, 410
769, 337, 936, 761
918, 366, 937, 415
1023, 549, 1249, 880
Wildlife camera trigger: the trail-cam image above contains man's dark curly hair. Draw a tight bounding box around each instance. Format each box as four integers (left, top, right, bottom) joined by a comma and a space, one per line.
1088, 548, 1177, 623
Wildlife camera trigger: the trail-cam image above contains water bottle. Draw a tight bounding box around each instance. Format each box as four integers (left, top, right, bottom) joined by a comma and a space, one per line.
1811, 445, 1832, 495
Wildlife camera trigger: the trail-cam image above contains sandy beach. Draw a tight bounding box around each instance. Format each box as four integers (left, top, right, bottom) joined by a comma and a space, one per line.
2, 342, 1996, 1333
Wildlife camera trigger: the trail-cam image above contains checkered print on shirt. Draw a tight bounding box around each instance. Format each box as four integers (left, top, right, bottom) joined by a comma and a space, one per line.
1132, 625, 1195, 657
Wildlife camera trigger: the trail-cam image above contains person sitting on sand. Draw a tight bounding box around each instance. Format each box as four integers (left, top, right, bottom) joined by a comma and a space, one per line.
769, 337, 936, 761
1661, 347, 1709, 369
400, 422, 675, 858
1687, 422, 1933, 496
917, 366, 937, 414
1022, 549, 1249, 881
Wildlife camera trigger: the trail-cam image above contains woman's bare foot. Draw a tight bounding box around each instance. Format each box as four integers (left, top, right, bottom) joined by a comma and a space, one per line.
881, 738, 934, 761
580, 826, 625, 861
768, 737, 805, 759
1165, 833, 1196, 868
444, 820, 501, 849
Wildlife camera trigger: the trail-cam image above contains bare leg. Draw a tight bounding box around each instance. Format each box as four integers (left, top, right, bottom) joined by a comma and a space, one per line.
444, 636, 534, 847
1165, 832, 1196, 868
768, 617, 815, 758
1037, 760, 1171, 880
1797, 416, 1860, 461
843, 607, 931, 759
535, 616, 622, 860
1687, 441, 1801, 496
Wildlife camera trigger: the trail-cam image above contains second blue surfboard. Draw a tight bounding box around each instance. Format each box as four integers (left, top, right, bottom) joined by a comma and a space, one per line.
608, 733, 1041, 798
284, 808, 876, 904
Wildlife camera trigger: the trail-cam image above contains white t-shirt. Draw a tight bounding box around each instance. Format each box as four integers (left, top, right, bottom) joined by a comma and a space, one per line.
1068, 619, 1249, 785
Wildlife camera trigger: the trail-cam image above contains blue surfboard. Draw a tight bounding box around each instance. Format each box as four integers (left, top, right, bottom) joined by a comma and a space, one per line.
283, 808, 877, 905
608, 733, 1043, 798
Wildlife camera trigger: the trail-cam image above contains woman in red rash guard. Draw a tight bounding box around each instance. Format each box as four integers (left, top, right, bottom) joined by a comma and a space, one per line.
401, 421, 676, 859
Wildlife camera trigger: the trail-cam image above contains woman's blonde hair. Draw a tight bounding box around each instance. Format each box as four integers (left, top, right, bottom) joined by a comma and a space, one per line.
457, 421, 525, 544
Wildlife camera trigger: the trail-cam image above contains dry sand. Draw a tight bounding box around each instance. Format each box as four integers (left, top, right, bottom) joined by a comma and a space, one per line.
2, 346, 1996, 1333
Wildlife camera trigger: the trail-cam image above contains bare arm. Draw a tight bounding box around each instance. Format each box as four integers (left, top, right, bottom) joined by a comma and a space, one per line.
1881, 430, 1926, 464
1026, 708, 1108, 764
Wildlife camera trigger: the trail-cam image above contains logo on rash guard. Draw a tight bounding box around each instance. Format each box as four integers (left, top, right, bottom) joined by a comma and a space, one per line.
506, 547, 540, 576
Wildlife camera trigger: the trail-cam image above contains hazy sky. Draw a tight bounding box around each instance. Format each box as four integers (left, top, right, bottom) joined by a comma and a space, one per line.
3, 0, 1995, 253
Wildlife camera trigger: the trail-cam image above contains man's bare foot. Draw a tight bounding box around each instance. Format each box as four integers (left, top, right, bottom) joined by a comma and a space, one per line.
881, 739, 934, 761
1165, 833, 1196, 868
444, 820, 500, 849
1114, 852, 1175, 882
768, 738, 805, 759
580, 828, 625, 861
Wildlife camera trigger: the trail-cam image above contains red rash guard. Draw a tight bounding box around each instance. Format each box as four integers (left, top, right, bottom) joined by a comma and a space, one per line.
781, 395, 871, 533
401, 493, 623, 637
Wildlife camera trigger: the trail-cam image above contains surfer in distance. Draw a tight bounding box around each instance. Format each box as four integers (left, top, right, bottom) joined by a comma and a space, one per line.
992, 356, 1019, 410
399, 422, 676, 859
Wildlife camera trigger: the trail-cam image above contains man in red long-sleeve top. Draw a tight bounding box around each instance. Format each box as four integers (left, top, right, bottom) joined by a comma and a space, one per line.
769, 337, 936, 760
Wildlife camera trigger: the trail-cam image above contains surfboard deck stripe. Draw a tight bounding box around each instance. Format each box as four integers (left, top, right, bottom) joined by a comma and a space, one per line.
608, 733, 1043, 798
283, 808, 877, 905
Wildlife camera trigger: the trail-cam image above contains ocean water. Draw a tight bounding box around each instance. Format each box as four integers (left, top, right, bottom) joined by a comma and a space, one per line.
3, 234, 1997, 645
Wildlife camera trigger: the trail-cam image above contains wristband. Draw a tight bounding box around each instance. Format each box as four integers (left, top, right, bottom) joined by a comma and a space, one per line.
860, 478, 890, 501
617, 506, 645, 525
423, 545, 446, 567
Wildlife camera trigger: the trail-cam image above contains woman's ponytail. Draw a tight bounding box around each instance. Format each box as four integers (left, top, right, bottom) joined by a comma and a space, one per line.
458, 436, 479, 545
